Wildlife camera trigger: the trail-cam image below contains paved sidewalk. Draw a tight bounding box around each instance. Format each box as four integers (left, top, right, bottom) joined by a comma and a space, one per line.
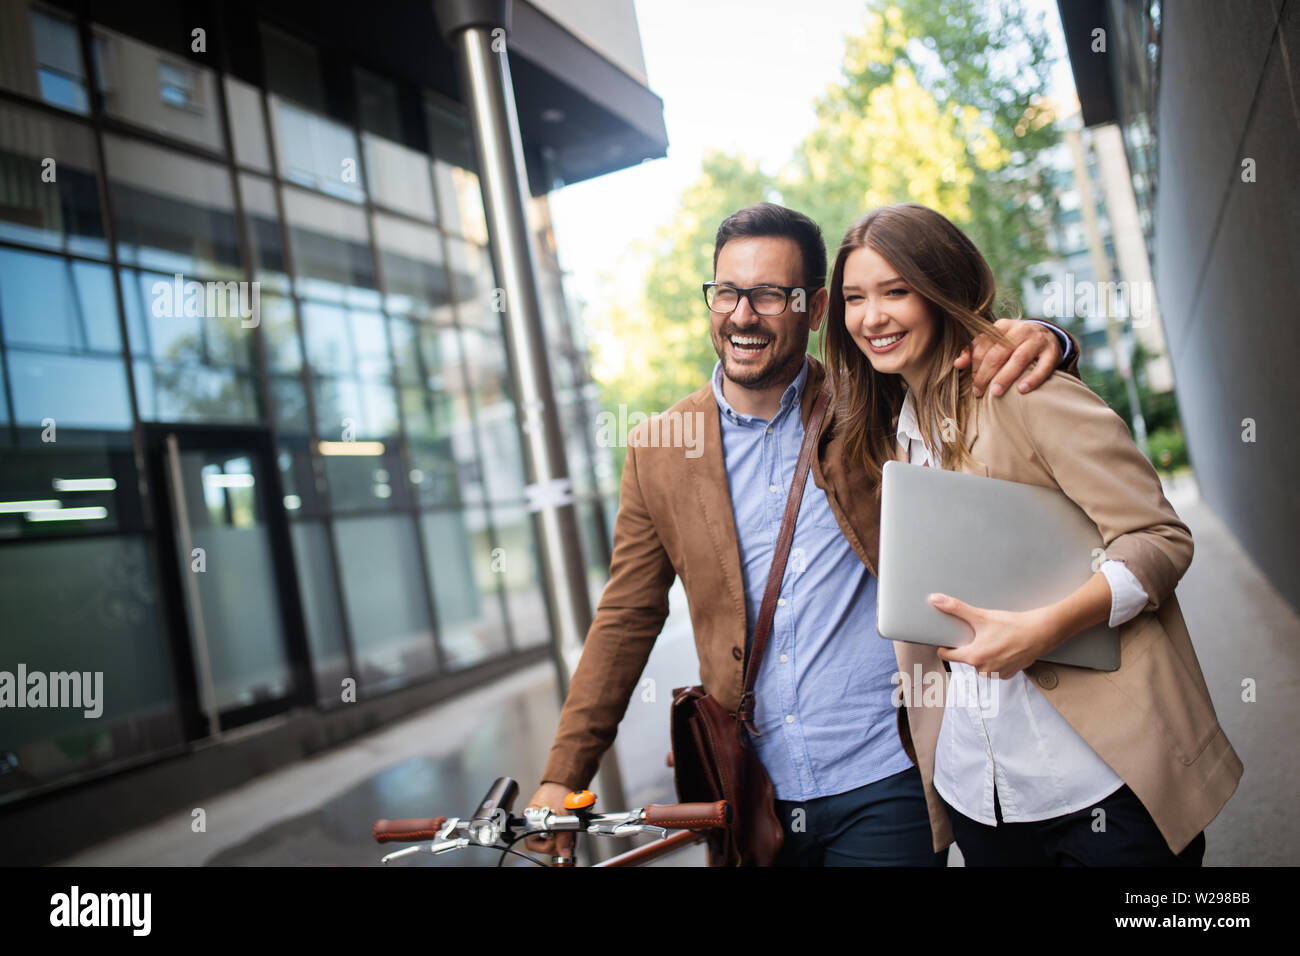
56, 479, 1299, 867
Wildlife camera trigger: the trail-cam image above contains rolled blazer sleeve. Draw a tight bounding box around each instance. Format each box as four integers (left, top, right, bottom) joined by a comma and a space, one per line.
1010, 372, 1193, 612
540, 433, 677, 790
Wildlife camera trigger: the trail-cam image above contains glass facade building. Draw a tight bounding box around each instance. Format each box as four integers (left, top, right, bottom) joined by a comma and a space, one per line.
0, 0, 639, 807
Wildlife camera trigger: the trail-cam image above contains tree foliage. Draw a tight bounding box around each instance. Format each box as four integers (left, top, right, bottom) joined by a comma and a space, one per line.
593, 1, 1064, 450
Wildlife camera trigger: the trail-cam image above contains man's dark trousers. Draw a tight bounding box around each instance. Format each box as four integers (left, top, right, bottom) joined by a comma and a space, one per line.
773, 764, 947, 866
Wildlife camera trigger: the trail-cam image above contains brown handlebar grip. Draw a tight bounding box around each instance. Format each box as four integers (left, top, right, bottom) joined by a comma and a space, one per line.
372, 816, 448, 844
643, 801, 730, 830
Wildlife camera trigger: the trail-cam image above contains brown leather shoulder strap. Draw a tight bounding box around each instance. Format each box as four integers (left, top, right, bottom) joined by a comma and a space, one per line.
734, 380, 833, 736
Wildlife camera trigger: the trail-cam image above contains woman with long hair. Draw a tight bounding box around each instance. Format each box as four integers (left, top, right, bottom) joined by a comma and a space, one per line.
822, 202, 1241, 865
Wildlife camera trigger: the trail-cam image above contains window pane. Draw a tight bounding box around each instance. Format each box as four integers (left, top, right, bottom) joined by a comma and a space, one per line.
333, 514, 436, 689
364, 135, 436, 221
105, 135, 241, 278
239, 173, 289, 292
288, 519, 349, 705
0, 440, 139, 540
259, 293, 301, 372
445, 237, 497, 328
225, 75, 270, 172
270, 97, 364, 203
492, 501, 549, 648
7, 349, 133, 429
421, 507, 508, 669
0, 249, 121, 354
459, 322, 526, 502
374, 214, 448, 318
118, 268, 255, 369
282, 187, 378, 307
313, 374, 397, 442
132, 357, 258, 424
427, 100, 486, 242
0, 535, 182, 798
269, 374, 310, 435
0, 1, 90, 114
0, 100, 107, 256
93, 26, 223, 151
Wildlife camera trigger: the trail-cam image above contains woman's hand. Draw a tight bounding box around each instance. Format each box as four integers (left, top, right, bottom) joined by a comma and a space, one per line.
928, 572, 1114, 679
928, 593, 1058, 679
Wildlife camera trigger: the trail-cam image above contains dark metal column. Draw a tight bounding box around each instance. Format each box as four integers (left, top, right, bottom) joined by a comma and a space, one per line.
433, 0, 628, 819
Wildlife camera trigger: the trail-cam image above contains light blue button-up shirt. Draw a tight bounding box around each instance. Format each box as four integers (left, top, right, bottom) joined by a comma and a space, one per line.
711, 356, 913, 801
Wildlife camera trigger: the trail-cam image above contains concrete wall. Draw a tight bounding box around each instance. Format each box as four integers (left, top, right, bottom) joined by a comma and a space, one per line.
1154, 0, 1300, 613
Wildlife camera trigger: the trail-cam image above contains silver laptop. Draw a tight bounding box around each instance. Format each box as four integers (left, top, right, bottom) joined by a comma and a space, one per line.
877, 460, 1120, 671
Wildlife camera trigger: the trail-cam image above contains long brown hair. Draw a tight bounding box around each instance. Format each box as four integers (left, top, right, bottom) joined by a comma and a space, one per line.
822, 203, 1013, 488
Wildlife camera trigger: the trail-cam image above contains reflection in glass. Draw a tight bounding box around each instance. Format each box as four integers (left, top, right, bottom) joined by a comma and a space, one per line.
0, 535, 182, 797
445, 237, 500, 330
0, 249, 120, 353
458, 323, 526, 502
282, 187, 378, 307
270, 96, 364, 203
0, 100, 106, 256
320, 446, 407, 512
239, 173, 290, 292
7, 350, 133, 429
427, 100, 487, 242
175, 450, 294, 709
93, 26, 224, 151
105, 135, 240, 278
132, 358, 258, 424
0, 1, 90, 114
333, 514, 437, 688
225, 75, 270, 172
289, 519, 350, 704
374, 214, 448, 318
0, 442, 136, 539
491, 501, 550, 648
421, 507, 509, 669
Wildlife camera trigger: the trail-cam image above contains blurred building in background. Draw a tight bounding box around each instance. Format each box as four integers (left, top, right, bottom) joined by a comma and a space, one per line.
0, 0, 663, 861
1058, 0, 1299, 611
1022, 107, 1173, 394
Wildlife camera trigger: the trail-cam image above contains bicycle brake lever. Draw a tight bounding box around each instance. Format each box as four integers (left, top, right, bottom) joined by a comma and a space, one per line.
381, 837, 470, 864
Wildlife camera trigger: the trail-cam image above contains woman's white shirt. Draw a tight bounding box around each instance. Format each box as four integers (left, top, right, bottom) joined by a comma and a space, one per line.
895, 389, 1134, 825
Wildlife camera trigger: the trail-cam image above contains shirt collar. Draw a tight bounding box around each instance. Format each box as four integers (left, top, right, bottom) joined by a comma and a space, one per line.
895, 388, 924, 449
711, 354, 810, 425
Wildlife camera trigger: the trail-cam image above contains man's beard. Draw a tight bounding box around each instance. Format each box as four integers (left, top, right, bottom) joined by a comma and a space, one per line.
714, 327, 810, 392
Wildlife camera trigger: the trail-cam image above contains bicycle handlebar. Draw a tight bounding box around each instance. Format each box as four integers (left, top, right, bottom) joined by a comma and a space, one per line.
373, 817, 449, 843
643, 801, 729, 830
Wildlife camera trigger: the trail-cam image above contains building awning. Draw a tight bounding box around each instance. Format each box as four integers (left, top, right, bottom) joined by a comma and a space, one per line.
1056, 0, 1119, 127
73, 0, 667, 194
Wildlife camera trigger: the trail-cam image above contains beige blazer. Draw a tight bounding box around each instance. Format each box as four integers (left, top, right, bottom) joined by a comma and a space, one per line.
867, 370, 1243, 854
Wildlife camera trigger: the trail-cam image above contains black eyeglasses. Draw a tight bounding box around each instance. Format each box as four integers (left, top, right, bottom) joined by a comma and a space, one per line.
702, 282, 812, 316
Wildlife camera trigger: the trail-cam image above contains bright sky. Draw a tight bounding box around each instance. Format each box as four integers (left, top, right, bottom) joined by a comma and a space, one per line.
547, 0, 1076, 346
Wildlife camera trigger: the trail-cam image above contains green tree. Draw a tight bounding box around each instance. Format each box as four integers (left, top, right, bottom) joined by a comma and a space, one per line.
592, 151, 775, 423
784, 0, 1061, 301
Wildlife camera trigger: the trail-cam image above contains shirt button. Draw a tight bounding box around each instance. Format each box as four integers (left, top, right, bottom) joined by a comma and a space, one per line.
731, 646, 743, 660
768, 483, 778, 493
765, 426, 772, 434
780, 654, 789, 663
1036, 668, 1059, 690
785, 714, 795, 724
777, 598, 786, 606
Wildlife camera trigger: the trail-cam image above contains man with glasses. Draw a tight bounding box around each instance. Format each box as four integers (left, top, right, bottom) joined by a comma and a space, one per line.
526, 202, 1076, 865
